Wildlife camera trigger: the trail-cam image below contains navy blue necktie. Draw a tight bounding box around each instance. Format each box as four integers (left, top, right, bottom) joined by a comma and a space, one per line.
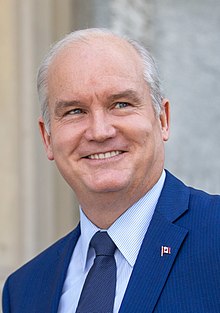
76, 231, 117, 313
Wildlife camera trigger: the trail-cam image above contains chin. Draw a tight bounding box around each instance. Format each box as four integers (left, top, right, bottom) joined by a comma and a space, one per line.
86, 178, 129, 194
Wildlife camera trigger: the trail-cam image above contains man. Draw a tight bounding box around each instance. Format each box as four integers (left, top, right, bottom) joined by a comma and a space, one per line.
2, 28, 220, 313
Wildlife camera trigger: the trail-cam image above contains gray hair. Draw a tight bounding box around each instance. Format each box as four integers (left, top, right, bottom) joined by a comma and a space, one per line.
37, 28, 164, 131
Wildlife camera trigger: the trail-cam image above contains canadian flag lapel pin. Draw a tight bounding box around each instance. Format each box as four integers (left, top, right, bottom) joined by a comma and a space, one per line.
161, 246, 171, 256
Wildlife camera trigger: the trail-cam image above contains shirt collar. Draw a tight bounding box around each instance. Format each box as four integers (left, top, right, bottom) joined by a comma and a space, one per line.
79, 210, 100, 271
79, 170, 166, 270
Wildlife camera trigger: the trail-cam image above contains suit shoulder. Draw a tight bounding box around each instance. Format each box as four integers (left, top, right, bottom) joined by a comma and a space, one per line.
164, 171, 220, 225
6, 226, 80, 283
185, 187, 220, 230
189, 186, 220, 211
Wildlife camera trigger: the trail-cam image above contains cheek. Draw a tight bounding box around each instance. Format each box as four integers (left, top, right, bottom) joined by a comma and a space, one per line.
128, 121, 154, 145
130, 120, 163, 157
50, 127, 78, 157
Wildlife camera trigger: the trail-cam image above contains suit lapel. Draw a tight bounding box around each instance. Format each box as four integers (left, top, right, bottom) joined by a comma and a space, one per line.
119, 171, 190, 313
36, 225, 80, 313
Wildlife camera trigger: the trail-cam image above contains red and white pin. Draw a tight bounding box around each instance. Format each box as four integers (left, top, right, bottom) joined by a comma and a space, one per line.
161, 246, 171, 256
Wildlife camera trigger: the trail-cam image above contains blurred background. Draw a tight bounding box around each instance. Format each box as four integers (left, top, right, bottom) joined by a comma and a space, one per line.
1, 0, 220, 296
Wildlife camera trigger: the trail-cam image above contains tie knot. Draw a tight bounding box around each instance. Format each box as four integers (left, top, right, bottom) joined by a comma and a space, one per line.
90, 231, 116, 256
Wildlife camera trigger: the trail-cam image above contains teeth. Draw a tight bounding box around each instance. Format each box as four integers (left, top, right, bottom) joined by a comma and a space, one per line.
88, 151, 122, 160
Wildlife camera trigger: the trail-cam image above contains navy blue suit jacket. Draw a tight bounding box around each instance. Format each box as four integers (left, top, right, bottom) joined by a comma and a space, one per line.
2, 171, 220, 312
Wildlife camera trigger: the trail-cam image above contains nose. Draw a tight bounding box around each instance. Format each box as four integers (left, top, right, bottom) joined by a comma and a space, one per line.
84, 110, 117, 142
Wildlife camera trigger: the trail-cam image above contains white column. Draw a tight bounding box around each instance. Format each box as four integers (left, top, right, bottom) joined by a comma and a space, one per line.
0, 0, 20, 290
0, 0, 79, 295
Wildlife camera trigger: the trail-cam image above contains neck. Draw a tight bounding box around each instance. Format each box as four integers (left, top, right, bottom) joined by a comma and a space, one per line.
77, 171, 163, 229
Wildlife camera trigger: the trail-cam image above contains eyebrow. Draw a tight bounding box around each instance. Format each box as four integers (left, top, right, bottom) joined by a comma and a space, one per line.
106, 90, 141, 104
54, 100, 82, 116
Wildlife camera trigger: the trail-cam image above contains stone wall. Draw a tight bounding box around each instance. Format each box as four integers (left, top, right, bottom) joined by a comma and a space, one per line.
110, 0, 220, 194
153, 0, 220, 194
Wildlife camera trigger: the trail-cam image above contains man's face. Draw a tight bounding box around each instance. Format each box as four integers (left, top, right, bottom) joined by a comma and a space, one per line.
39, 37, 169, 203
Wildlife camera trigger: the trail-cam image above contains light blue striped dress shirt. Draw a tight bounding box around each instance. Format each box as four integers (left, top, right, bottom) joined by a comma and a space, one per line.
58, 170, 165, 313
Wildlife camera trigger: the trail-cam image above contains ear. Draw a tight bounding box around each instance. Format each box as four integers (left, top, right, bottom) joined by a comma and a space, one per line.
159, 99, 170, 142
38, 117, 54, 160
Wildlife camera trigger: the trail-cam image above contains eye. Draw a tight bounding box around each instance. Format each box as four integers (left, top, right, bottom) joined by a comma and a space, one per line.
114, 102, 130, 109
65, 108, 84, 115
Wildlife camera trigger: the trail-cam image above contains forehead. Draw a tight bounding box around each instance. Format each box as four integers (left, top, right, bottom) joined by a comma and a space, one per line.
48, 36, 145, 102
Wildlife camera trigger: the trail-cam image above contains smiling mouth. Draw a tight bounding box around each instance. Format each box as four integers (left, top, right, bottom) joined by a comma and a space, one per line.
86, 150, 123, 160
